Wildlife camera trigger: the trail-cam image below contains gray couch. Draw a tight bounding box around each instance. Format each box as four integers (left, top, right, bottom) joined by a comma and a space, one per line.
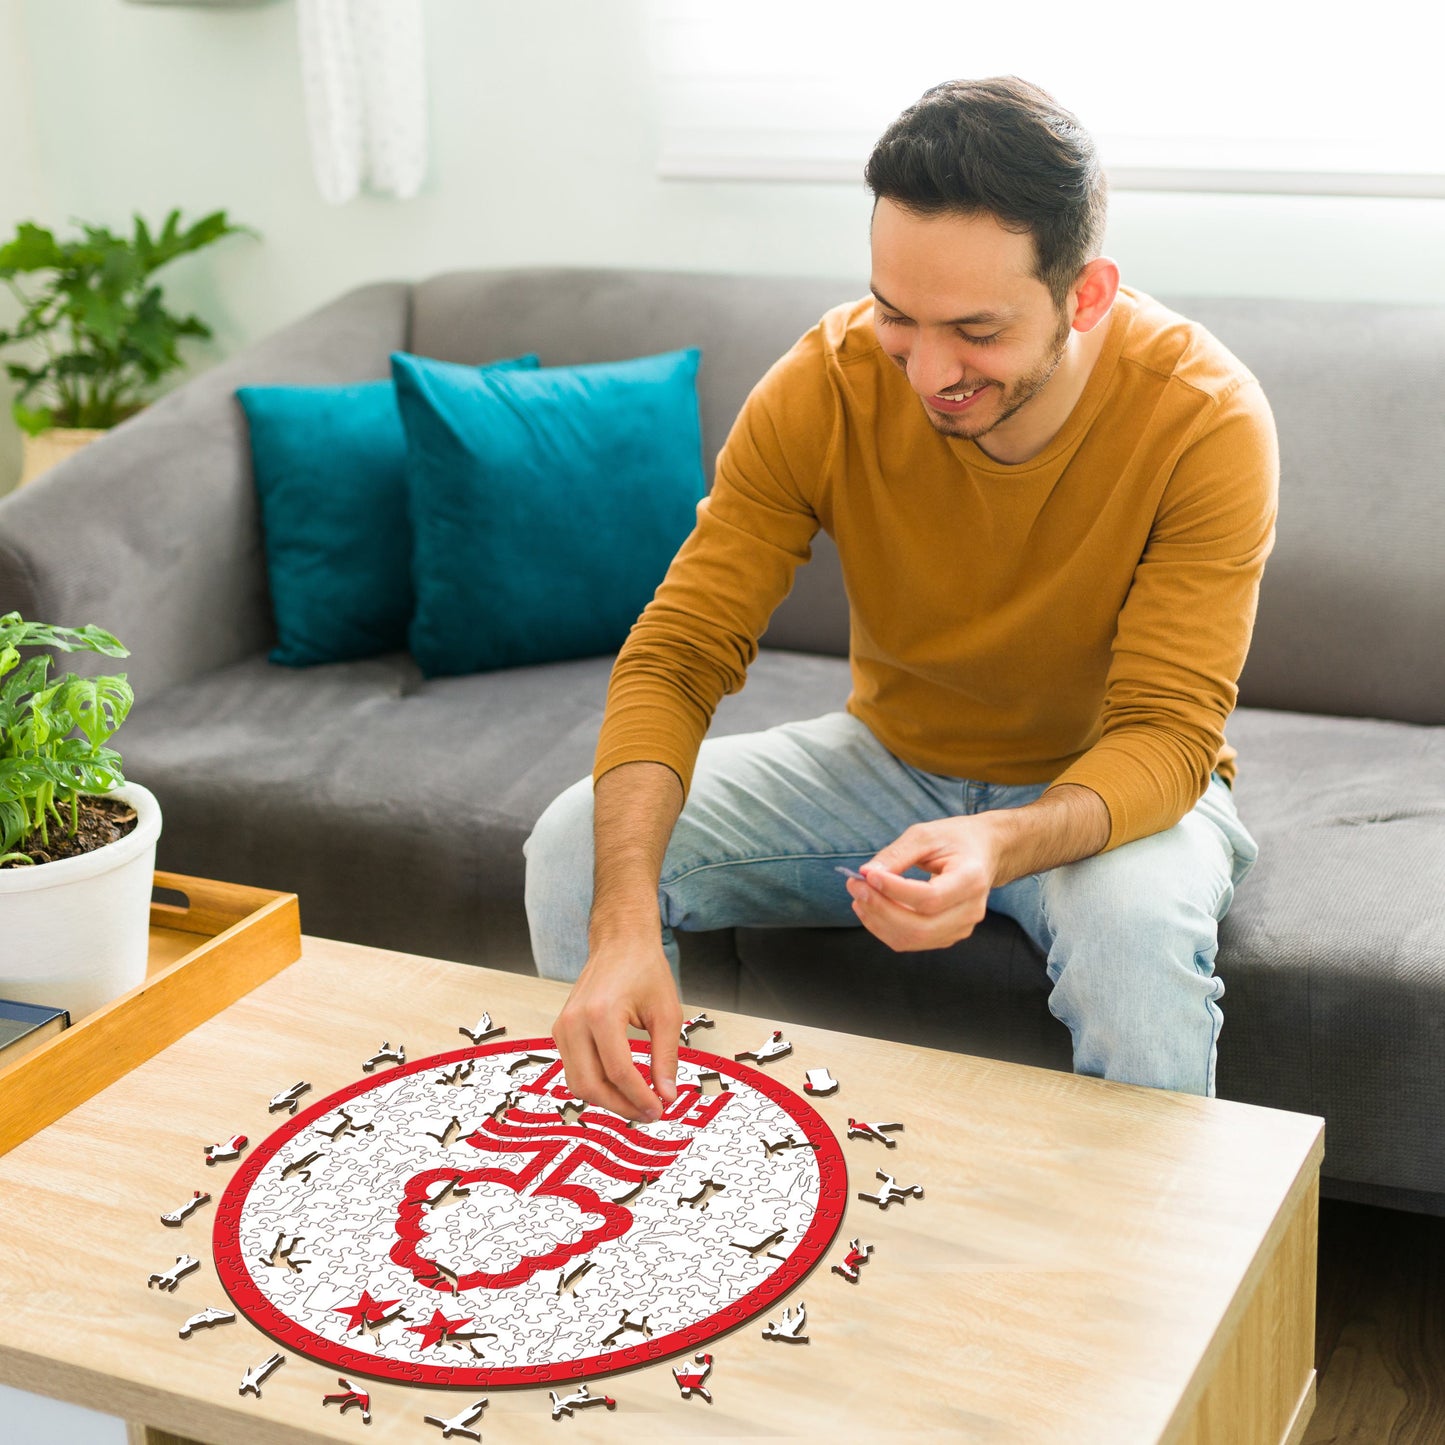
3, 268, 1442, 1215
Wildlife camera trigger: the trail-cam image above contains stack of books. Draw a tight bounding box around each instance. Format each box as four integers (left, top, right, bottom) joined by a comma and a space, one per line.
0, 998, 70, 1067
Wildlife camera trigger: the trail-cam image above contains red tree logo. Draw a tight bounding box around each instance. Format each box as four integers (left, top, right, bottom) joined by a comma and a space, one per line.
391, 1060, 730, 1292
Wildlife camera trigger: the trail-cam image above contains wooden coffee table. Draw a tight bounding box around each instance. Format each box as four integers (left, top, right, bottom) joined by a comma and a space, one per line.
0, 929, 1322, 1443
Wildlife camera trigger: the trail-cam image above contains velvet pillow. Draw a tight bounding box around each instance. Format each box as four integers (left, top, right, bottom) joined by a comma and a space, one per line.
237, 353, 538, 667
390, 347, 705, 677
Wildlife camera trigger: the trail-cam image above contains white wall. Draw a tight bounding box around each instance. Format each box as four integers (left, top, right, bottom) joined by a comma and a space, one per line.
3, 0, 1443, 497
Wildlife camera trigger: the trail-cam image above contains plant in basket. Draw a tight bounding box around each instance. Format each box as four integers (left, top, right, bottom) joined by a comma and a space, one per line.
0, 612, 162, 1021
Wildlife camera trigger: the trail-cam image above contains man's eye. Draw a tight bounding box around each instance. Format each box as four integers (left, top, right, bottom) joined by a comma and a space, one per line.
961, 332, 1000, 345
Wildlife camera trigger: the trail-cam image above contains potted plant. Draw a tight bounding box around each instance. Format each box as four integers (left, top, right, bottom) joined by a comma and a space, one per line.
0, 612, 161, 1021
0, 207, 256, 485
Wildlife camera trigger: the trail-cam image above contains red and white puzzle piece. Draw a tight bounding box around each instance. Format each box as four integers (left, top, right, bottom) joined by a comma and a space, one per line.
847, 1118, 904, 1147
831, 1237, 873, 1283
160, 1190, 210, 1226
322, 1376, 371, 1423
680, 1011, 714, 1045
204, 1134, 248, 1166
804, 1068, 839, 1096
734, 1030, 793, 1065
673, 1351, 714, 1401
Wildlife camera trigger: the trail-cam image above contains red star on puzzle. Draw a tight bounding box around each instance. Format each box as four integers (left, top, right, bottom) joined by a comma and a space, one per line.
334, 1289, 402, 1333
407, 1308, 475, 1350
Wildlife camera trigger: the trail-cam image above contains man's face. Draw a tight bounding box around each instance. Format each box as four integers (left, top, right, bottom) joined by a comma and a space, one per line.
869, 197, 1076, 441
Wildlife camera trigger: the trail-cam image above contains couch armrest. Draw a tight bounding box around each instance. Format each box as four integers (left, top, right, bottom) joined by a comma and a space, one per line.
0, 281, 412, 702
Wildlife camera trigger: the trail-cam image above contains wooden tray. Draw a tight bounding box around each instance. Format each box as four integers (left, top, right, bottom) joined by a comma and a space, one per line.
0, 870, 300, 1157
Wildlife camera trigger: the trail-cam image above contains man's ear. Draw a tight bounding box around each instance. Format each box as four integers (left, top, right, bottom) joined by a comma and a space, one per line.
1071, 256, 1121, 332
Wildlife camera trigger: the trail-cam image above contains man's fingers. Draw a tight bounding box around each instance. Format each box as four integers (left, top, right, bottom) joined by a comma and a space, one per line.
855, 867, 941, 912
645, 1003, 684, 1104
556, 1022, 654, 1119
851, 886, 979, 952
592, 1016, 666, 1121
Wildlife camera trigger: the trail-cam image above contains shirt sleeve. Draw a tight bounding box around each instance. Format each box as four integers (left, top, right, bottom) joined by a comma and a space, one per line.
1044, 377, 1280, 850
592, 337, 835, 796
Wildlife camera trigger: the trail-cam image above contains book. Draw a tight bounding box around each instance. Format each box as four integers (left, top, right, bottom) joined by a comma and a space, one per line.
0, 997, 70, 1067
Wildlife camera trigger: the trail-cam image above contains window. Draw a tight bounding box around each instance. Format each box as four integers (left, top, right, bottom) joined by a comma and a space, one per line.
650, 0, 1444, 197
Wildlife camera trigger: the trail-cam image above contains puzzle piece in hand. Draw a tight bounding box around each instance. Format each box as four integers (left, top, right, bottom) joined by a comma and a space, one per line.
212, 1040, 846, 1387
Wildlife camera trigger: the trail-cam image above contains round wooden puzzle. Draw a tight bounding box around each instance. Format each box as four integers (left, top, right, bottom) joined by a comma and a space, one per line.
212, 1039, 846, 1386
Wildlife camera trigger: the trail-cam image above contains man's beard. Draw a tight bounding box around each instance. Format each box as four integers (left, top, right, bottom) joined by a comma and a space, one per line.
922, 309, 1073, 439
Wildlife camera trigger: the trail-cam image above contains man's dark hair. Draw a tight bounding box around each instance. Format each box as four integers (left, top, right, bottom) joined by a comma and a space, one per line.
864, 76, 1108, 312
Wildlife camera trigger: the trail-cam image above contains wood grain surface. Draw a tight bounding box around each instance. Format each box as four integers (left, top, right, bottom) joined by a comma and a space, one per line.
0, 933, 1323, 1444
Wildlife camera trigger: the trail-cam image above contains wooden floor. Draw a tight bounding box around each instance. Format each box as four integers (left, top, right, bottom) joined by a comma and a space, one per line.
1305, 1198, 1445, 1444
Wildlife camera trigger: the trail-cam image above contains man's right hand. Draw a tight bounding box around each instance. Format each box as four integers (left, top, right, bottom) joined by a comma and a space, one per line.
551, 760, 688, 1122
551, 937, 683, 1122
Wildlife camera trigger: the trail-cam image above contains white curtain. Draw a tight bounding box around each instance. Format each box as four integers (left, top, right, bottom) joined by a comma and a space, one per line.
297, 0, 429, 204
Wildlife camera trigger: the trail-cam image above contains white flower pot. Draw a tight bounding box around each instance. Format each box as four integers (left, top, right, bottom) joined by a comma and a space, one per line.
0, 782, 163, 1022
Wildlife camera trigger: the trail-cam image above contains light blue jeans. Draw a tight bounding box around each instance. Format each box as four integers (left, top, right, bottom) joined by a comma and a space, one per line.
524, 711, 1260, 1097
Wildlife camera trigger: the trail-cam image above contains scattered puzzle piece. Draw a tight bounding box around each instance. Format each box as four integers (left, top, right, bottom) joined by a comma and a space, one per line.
831, 1237, 873, 1283
239, 1352, 285, 1398
147, 1255, 199, 1292
204, 1134, 248, 1166
734, 1030, 793, 1065
549, 1383, 616, 1418
673, 1350, 713, 1401
857, 1171, 923, 1209
761, 1299, 809, 1343
322, 1376, 371, 1423
179, 1306, 235, 1338
423, 1398, 488, 1438
680, 1011, 714, 1045
460, 1014, 505, 1045
847, 1118, 904, 1147
362, 1041, 406, 1072
160, 1190, 209, 1227
268, 1081, 312, 1115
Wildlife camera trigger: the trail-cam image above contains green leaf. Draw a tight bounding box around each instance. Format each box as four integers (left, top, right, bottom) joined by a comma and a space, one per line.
0, 797, 33, 857
13, 402, 55, 437
0, 222, 62, 276
0, 617, 128, 658
55, 674, 133, 748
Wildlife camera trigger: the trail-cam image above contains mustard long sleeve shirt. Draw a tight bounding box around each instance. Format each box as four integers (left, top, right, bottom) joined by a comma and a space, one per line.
594, 286, 1280, 852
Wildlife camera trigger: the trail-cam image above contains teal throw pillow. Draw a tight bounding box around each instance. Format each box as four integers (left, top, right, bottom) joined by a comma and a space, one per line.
391, 347, 705, 678
237, 353, 539, 668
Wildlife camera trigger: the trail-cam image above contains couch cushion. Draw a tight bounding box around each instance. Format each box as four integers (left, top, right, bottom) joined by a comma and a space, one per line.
236, 355, 540, 669
391, 348, 705, 677
117, 648, 852, 970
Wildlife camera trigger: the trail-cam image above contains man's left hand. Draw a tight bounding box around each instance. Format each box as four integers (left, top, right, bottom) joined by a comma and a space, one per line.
845, 816, 1003, 952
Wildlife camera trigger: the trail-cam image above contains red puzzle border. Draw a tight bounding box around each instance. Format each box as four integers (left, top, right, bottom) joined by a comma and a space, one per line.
212, 1038, 847, 1387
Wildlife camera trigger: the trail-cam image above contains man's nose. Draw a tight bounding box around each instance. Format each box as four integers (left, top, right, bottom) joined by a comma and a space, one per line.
904, 334, 962, 397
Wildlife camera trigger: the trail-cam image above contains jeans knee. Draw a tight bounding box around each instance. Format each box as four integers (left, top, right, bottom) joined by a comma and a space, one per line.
523, 776, 595, 907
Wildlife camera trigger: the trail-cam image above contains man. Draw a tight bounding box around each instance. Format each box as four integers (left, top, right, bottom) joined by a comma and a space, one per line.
524, 76, 1277, 1124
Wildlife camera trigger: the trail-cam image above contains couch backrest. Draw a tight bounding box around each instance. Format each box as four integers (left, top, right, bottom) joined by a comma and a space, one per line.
413, 269, 1445, 725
